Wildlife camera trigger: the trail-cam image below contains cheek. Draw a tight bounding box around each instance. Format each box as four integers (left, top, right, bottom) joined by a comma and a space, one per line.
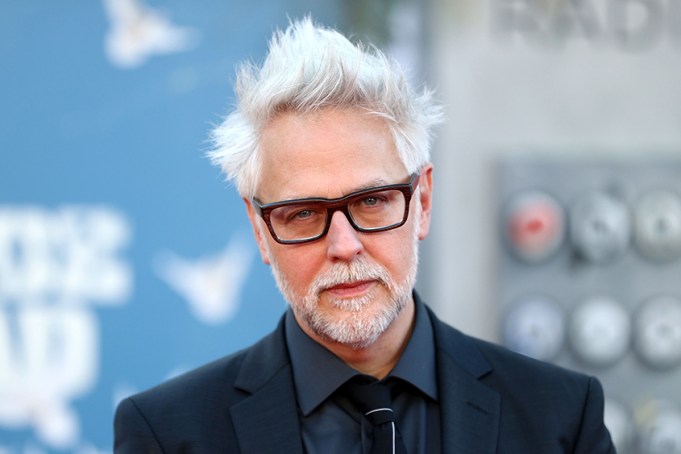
364, 227, 418, 277
270, 243, 325, 293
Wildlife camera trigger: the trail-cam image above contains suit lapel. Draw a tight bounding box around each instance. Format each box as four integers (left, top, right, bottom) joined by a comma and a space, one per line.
230, 318, 304, 454
426, 305, 501, 454
438, 349, 500, 453
230, 365, 304, 454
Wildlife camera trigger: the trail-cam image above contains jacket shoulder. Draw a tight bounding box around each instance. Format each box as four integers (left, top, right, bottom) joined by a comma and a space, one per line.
114, 319, 290, 452
130, 347, 250, 409
428, 303, 589, 387
431, 314, 613, 452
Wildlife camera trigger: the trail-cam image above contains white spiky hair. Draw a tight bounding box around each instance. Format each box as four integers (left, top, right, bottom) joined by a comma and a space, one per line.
208, 17, 443, 199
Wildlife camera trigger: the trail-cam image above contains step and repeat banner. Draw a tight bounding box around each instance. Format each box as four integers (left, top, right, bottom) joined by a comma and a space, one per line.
0, 1, 342, 452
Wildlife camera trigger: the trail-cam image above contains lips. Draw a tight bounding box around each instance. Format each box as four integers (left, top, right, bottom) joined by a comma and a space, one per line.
325, 280, 375, 297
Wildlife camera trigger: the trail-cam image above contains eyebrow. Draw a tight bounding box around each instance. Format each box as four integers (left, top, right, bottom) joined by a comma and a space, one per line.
351, 178, 391, 193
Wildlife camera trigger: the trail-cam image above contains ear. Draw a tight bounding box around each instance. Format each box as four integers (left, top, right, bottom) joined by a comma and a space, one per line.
244, 198, 272, 265
416, 164, 434, 241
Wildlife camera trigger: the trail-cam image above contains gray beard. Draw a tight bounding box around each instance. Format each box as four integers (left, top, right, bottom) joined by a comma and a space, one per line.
269, 237, 419, 349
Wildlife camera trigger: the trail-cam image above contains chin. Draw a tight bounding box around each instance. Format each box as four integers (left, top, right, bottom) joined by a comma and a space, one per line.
308, 298, 404, 348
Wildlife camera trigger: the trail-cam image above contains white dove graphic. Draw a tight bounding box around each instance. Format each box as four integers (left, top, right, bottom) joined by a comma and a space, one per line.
155, 235, 254, 325
103, 0, 198, 68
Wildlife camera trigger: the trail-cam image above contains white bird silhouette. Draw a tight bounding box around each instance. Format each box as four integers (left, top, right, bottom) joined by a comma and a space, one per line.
103, 0, 198, 68
155, 234, 254, 325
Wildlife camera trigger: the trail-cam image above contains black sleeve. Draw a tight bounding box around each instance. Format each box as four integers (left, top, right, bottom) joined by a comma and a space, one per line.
573, 376, 617, 454
114, 397, 164, 454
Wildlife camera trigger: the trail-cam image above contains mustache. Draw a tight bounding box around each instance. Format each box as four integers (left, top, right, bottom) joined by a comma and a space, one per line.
310, 259, 391, 296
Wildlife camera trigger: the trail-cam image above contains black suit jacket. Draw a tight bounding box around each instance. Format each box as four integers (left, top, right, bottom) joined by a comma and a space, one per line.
114, 302, 615, 453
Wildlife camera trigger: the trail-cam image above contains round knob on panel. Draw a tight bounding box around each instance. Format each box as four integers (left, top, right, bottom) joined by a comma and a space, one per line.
570, 191, 630, 264
503, 191, 565, 263
569, 297, 631, 368
633, 296, 681, 370
502, 296, 565, 361
637, 401, 681, 454
634, 190, 681, 262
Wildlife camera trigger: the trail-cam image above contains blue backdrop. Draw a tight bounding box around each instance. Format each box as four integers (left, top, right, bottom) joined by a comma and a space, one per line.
0, 1, 344, 452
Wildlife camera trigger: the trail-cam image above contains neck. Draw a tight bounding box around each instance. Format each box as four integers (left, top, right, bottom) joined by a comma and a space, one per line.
299, 297, 416, 380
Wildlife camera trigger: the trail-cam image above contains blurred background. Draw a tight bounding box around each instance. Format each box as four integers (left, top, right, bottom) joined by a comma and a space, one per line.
1, 0, 681, 452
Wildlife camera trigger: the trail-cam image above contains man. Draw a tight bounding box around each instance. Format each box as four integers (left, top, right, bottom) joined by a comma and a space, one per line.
114, 18, 615, 453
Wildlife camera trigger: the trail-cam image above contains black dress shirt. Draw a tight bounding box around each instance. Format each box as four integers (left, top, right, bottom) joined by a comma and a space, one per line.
285, 296, 441, 453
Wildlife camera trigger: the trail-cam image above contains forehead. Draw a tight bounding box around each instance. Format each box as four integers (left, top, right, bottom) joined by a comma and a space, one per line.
256, 108, 407, 202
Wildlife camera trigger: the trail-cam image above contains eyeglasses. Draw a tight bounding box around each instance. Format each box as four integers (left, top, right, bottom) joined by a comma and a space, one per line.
252, 173, 420, 244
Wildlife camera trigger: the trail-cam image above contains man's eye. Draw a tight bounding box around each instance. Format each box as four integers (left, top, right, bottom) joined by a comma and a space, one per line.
360, 195, 389, 207
294, 209, 313, 219
284, 208, 321, 223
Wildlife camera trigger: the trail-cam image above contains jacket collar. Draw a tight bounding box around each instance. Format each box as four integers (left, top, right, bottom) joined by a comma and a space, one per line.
424, 302, 501, 453
230, 317, 305, 454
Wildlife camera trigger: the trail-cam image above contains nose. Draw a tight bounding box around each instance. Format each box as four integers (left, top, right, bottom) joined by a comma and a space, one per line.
325, 210, 363, 261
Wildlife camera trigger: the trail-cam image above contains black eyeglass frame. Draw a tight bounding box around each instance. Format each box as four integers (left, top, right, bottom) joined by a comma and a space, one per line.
252, 173, 421, 244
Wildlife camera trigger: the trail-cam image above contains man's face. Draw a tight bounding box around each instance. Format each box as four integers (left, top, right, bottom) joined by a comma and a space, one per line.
245, 107, 433, 349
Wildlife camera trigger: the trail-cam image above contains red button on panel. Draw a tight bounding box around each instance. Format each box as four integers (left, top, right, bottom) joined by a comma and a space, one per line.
503, 191, 565, 263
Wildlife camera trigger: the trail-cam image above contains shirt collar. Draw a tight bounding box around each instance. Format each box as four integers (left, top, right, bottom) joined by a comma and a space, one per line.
285, 294, 438, 416
388, 297, 438, 401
